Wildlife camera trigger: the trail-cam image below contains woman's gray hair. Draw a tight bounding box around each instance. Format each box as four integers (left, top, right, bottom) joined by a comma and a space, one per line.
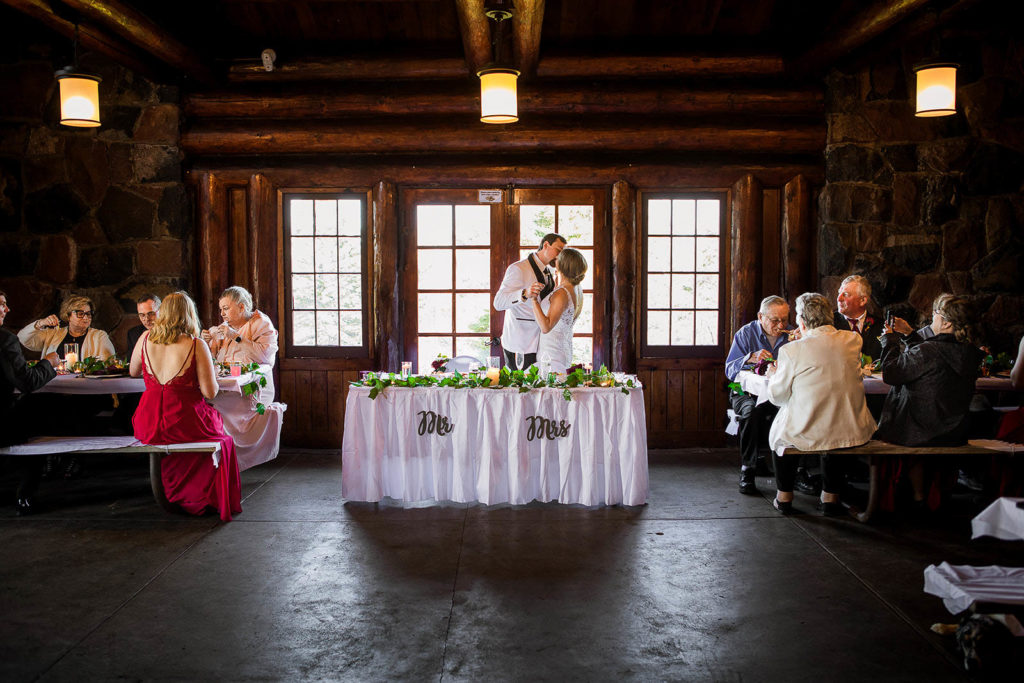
220, 286, 253, 314
795, 292, 833, 329
759, 295, 787, 314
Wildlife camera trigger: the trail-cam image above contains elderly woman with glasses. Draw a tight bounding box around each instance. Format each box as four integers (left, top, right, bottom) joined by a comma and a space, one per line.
17, 294, 115, 362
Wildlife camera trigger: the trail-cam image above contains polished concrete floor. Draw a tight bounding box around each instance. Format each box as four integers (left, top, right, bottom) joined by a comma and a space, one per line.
2, 449, 1021, 682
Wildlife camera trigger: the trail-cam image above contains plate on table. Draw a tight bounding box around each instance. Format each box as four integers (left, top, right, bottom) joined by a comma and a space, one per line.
82, 373, 129, 379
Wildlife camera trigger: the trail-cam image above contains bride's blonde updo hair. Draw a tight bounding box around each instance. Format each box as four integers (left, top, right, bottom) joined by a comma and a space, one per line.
149, 291, 202, 345
556, 247, 588, 286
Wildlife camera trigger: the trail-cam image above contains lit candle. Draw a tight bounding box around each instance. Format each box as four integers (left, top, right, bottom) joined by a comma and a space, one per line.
65, 351, 78, 367
230, 363, 242, 377
486, 366, 500, 384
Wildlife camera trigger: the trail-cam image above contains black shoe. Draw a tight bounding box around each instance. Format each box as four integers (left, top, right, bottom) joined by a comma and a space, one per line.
817, 500, 846, 517
773, 497, 794, 515
739, 470, 758, 495
794, 469, 821, 496
63, 457, 82, 480
15, 497, 37, 516
41, 455, 58, 481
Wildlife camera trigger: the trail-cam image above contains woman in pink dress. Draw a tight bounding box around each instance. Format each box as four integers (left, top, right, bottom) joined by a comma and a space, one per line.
130, 292, 241, 521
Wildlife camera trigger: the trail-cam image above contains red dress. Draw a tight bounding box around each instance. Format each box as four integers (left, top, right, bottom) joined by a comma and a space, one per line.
133, 337, 242, 521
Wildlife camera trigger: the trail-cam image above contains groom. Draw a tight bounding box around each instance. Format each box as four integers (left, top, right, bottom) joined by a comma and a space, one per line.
494, 233, 567, 370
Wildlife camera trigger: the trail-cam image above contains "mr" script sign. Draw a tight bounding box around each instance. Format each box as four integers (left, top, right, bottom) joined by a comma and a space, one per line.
417, 410, 454, 437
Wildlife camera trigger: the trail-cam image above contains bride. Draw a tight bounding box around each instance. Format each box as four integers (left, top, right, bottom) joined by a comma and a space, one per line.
530, 247, 588, 373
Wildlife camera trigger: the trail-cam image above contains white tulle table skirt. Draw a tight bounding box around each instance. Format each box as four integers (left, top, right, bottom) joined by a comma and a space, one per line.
342, 385, 648, 506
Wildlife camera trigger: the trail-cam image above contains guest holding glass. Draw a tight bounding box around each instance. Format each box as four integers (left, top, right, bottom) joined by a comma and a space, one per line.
200, 286, 285, 471
18, 294, 115, 363
766, 293, 876, 515
1, 290, 60, 514
131, 292, 241, 521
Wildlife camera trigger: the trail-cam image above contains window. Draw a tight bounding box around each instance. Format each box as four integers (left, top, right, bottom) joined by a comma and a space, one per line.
283, 194, 368, 357
642, 194, 726, 355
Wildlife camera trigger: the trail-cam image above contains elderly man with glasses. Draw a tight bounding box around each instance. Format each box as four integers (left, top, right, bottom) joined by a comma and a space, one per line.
18, 294, 115, 362
725, 295, 793, 494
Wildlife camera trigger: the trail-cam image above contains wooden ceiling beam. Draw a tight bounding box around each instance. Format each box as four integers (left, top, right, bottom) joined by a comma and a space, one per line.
793, 0, 935, 74
58, 0, 217, 84
454, 0, 491, 76
227, 56, 470, 82
0, 0, 155, 76
513, 0, 544, 77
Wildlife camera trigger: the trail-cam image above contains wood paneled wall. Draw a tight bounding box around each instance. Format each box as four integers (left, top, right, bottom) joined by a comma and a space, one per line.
188, 163, 817, 449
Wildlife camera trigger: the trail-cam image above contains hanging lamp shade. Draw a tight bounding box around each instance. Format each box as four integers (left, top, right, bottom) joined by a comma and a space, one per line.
914, 62, 958, 117
478, 67, 520, 124
56, 69, 102, 127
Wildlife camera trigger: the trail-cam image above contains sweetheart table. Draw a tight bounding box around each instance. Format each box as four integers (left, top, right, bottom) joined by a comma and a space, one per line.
341, 383, 649, 506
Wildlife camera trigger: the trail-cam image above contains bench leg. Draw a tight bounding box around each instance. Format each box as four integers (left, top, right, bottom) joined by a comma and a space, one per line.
148, 453, 180, 514
849, 455, 880, 523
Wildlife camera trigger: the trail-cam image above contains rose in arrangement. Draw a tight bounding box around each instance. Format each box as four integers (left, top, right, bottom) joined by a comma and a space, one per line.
431, 354, 450, 373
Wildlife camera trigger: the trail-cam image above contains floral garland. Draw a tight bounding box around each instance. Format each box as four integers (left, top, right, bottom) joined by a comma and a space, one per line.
222, 361, 268, 415
352, 364, 637, 401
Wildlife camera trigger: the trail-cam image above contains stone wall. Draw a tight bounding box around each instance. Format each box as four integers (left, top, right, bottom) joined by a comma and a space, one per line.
820, 29, 1024, 353
0, 16, 189, 356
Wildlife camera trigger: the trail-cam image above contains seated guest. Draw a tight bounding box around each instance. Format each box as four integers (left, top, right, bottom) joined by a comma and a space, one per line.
115, 294, 162, 435
1012, 335, 1024, 392
0, 290, 59, 514
18, 294, 115, 362
200, 286, 284, 471
889, 293, 954, 342
833, 274, 883, 360
725, 295, 791, 494
874, 296, 984, 510
996, 335, 1024, 448
131, 292, 241, 521
766, 293, 876, 515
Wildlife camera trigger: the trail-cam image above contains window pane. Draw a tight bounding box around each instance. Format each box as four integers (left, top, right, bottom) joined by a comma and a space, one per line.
561, 205, 593, 246
520, 205, 554, 246
648, 237, 670, 272
575, 247, 594, 291
338, 274, 362, 310
696, 237, 719, 272
648, 199, 671, 235
696, 274, 718, 309
455, 337, 490, 361
338, 237, 360, 273
292, 274, 314, 309
520, 248, 533, 262
417, 205, 452, 246
455, 205, 490, 245
455, 249, 490, 290
696, 200, 720, 235
671, 310, 694, 345
315, 237, 337, 273
316, 310, 340, 346
290, 199, 314, 236
418, 293, 452, 333
417, 336, 452, 374
695, 311, 718, 346
291, 237, 314, 272
315, 200, 337, 235
572, 336, 592, 368
672, 274, 694, 309
673, 237, 695, 272
648, 311, 670, 346
293, 311, 316, 345
455, 293, 490, 333
338, 200, 362, 236
418, 249, 453, 289
575, 297, 592, 333
315, 274, 338, 310
339, 311, 362, 346
672, 199, 695, 236
648, 274, 670, 309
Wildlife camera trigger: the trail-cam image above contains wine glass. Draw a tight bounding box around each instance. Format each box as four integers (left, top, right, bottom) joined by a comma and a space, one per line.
515, 352, 525, 370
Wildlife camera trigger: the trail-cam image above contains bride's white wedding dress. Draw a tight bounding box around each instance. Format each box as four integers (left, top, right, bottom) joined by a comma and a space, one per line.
536, 285, 580, 373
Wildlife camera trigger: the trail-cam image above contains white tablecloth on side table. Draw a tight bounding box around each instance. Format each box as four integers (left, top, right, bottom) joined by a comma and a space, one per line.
972, 497, 1024, 541
342, 385, 649, 506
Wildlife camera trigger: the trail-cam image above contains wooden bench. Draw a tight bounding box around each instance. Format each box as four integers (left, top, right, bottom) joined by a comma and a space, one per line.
782, 440, 1018, 523
0, 437, 221, 513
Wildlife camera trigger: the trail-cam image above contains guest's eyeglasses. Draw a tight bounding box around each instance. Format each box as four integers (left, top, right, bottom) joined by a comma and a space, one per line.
71, 310, 93, 318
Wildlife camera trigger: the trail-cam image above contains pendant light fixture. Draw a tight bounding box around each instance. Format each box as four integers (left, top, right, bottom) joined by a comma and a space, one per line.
478, 1, 519, 124
914, 62, 958, 117
56, 26, 102, 128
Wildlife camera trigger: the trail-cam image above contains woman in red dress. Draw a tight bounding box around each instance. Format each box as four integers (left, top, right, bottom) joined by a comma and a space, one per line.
130, 292, 241, 521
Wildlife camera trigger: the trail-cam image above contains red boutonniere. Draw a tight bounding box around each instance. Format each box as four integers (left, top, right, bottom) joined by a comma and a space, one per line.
865, 316, 875, 328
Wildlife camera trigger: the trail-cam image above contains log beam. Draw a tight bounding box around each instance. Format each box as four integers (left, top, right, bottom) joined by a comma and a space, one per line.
454, 0, 491, 76
513, 0, 544, 77
228, 56, 470, 82
781, 174, 814, 303
611, 180, 637, 373
182, 119, 825, 156
793, 0, 934, 74
373, 180, 400, 372
730, 174, 763, 339
196, 172, 230, 325
58, 0, 217, 84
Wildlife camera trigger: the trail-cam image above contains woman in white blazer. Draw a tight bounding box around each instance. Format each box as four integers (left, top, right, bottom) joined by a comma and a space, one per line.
765, 292, 876, 515
18, 294, 116, 362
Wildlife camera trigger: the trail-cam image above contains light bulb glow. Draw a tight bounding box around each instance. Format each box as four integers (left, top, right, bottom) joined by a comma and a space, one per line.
57, 73, 101, 127
479, 68, 519, 124
914, 64, 957, 117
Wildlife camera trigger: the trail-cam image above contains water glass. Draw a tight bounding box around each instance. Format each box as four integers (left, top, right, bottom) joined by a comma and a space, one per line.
63, 343, 79, 369
401, 361, 412, 379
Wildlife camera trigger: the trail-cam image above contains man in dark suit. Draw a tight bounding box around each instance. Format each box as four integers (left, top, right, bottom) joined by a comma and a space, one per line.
115, 294, 161, 434
833, 274, 883, 360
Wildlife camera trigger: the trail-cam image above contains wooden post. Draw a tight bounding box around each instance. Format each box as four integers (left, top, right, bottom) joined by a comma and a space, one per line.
247, 173, 277, 323
781, 174, 813, 303
196, 172, 229, 325
373, 181, 400, 372
454, 0, 491, 76
730, 174, 763, 339
611, 180, 637, 373
513, 0, 545, 77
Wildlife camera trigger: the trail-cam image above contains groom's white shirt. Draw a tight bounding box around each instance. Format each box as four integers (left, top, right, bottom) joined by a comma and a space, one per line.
494, 253, 554, 355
